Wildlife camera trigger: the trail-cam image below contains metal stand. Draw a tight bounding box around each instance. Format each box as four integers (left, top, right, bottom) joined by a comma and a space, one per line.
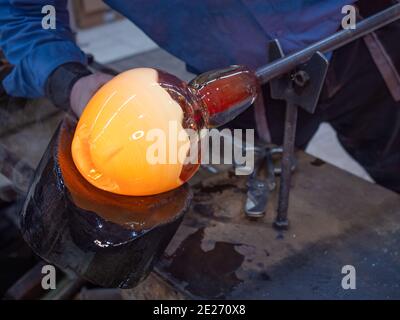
267, 40, 329, 230
275, 100, 298, 229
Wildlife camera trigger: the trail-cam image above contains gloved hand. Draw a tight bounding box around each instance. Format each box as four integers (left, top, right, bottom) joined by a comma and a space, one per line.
70, 72, 113, 117
46, 63, 114, 117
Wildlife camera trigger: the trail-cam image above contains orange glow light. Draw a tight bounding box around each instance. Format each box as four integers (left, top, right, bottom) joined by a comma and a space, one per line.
72, 68, 196, 196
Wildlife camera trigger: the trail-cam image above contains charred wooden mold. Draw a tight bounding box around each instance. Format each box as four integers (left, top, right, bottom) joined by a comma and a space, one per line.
20, 116, 192, 288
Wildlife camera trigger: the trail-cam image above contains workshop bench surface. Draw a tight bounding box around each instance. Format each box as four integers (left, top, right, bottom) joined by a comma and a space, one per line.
125, 152, 400, 300
1, 95, 399, 300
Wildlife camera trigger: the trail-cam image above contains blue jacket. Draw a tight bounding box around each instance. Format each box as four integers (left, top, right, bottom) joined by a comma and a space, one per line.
0, 0, 354, 98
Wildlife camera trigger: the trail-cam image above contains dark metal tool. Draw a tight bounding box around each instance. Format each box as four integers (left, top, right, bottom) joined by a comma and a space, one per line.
249, 4, 400, 229
255, 3, 400, 84
245, 147, 270, 218
244, 146, 286, 218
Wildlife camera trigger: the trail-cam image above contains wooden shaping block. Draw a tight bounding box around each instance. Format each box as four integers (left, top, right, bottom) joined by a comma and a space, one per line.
20, 116, 192, 288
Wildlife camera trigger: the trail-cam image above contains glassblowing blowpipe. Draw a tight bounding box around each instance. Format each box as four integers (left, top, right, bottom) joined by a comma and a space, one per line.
72, 66, 259, 196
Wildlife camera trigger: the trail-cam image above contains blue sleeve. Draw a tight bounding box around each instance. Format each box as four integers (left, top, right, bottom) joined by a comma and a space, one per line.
0, 0, 88, 98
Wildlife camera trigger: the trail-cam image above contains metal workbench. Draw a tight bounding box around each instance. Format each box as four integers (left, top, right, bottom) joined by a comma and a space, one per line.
124, 153, 400, 300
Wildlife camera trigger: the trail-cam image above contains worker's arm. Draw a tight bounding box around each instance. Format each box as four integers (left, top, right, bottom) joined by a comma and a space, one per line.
0, 0, 110, 114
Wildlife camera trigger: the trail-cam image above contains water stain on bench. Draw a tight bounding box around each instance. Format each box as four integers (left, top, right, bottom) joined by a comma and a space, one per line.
310, 158, 326, 167
165, 228, 244, 299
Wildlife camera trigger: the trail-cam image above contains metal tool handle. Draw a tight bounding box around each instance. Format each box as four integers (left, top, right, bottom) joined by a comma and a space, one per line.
255, 3, 400, 84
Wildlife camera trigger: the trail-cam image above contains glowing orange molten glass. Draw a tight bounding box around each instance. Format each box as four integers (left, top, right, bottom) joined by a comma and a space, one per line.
72, 66, 258, 196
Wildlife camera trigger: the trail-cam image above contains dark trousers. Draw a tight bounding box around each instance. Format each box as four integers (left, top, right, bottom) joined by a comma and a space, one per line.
229, 37, 400, 193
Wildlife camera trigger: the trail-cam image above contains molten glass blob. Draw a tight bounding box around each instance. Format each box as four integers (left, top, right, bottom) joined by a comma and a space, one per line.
72, 66, 258, 196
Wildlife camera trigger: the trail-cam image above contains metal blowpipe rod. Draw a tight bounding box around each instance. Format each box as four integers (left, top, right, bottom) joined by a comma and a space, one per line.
255, 3, 400, 83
